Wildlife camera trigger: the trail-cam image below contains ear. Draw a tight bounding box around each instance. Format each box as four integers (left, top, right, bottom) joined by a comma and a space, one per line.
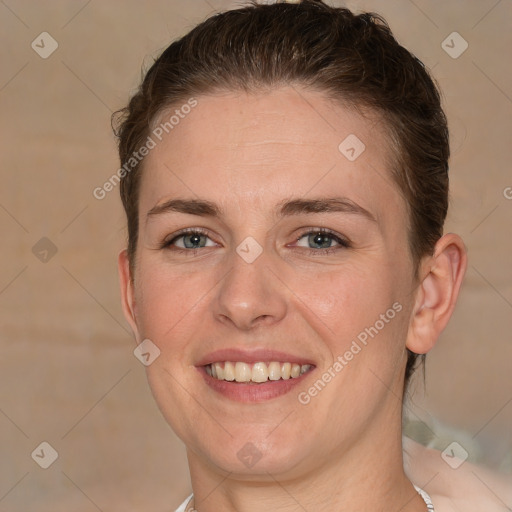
118, 248, 141, 343
406, 233, 467, 354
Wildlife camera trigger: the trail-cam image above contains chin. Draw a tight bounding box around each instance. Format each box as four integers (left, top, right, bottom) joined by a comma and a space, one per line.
193, 431, 314, 480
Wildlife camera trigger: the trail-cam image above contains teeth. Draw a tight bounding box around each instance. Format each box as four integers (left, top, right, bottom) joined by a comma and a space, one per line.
214, 362, 224, 380
206, 361, 312, 383
252, 362, 269, 383
281, 362, 291, 380
290, 364, 300, 378
223, 361, 235, 381
235, 362, 252, 382
268, 361, 281, 381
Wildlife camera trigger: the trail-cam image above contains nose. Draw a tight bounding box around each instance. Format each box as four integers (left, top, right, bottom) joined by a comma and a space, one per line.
211, 248, 288, 331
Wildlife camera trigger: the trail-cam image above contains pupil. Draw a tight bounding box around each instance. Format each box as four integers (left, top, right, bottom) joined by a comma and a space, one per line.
185, 234, 203, 248
311, 233, 330, 249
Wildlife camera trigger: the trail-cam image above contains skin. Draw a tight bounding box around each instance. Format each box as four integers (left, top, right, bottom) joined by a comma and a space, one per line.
404, 438, 512, 511
118, 86, 467, 511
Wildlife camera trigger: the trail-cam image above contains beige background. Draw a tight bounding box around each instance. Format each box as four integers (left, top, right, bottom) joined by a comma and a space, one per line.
0, 0, 511, 510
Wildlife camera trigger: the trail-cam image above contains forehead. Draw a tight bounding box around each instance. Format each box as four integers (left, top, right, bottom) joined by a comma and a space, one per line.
139, 87, 405, 225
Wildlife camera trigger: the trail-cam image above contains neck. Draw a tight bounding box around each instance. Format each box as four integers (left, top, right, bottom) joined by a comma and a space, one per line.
186, 418, 426, 512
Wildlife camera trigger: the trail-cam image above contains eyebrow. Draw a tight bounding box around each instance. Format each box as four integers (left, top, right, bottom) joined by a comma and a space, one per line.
146, 197, 376, 223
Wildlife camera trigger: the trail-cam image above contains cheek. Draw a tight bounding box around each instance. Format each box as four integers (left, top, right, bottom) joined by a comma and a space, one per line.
134, 263, 211, 348
291, 264, 400, 349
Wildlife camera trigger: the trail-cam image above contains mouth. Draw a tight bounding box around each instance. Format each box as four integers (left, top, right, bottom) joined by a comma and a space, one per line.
205, 361, 313, 383
196, 348, 316, 402
198, 356, 315, 403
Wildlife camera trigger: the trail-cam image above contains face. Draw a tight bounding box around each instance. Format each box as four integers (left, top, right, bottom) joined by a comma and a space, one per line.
121, 87, 419, 480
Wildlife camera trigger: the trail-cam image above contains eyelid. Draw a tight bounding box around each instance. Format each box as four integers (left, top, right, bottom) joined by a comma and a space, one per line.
161, 227, 216, 249
160, 226, 351, 252
293, 227, 351, 249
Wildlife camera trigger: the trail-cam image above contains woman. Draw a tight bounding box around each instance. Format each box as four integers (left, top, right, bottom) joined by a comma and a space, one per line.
113, 1, 509, 510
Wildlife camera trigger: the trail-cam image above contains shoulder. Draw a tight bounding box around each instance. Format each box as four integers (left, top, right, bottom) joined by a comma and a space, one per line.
403, 437, 512, 512
403, 438, 512, 512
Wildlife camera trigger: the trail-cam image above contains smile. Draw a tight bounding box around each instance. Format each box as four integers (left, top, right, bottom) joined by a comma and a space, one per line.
205, 361, 313, 383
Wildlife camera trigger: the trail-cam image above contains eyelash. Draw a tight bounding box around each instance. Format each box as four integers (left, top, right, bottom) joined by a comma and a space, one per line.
160, 227, 351, 255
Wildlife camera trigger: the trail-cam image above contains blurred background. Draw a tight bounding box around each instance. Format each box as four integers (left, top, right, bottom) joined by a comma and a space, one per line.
0, 0, 511, 510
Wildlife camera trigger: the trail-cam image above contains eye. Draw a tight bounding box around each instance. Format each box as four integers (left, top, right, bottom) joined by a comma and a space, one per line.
162, 229, 217, 250
160, 228, 349, 254
295, 228, 350, 252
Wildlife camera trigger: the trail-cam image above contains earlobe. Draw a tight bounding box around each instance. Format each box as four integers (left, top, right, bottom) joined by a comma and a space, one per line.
117, 249, 140, 342
406, 233, 467, 355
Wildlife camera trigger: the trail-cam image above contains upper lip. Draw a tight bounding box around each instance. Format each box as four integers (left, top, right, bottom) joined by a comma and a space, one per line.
196, 348, 316, 367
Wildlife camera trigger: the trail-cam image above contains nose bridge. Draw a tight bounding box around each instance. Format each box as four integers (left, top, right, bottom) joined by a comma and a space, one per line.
212, 241, 287, 329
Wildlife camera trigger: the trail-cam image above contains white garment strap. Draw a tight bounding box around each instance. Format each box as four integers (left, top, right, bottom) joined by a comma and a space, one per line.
414, 485, 435, 511
175, 494, 193, 512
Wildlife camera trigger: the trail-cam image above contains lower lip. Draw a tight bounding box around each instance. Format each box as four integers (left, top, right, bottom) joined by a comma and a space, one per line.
198, 367, 313, 403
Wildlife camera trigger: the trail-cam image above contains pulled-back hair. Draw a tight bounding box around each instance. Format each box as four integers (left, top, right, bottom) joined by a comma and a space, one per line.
113, 0, 450, 389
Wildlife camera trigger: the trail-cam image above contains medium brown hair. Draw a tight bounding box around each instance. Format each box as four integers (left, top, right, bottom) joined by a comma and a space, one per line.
113, 0, 450, 388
